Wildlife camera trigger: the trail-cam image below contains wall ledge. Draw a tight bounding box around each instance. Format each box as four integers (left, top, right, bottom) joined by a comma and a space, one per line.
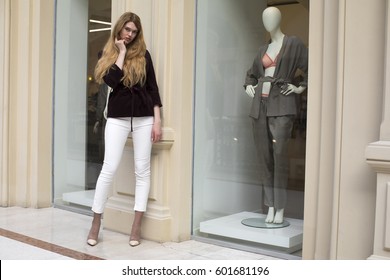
367, 254, 390, 260
366, 141, 390, 172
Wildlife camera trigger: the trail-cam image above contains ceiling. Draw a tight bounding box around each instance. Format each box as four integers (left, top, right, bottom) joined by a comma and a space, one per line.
268, 0, 309, 9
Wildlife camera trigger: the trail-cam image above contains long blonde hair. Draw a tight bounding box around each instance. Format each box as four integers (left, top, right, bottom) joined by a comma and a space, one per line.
94, 12, 146, 87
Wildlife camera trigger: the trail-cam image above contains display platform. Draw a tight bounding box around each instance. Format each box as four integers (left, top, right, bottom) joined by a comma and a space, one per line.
241, 217, 290, 228
200, 211, 303, 253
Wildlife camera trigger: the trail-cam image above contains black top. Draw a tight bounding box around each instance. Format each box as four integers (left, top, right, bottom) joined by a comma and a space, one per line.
104, 50, 162, 118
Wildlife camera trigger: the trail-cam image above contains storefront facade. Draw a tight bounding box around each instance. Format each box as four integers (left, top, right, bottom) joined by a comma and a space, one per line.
1, 0, 390, 259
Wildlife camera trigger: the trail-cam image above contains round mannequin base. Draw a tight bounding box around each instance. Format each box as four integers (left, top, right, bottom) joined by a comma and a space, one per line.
241, 218, 290, 229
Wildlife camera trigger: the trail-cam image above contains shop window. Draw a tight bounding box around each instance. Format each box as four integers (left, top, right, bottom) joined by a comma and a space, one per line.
192, 0, 309, 258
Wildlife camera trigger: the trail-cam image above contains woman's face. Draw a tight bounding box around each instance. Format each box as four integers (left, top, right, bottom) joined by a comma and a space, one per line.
118, 21, 138, 45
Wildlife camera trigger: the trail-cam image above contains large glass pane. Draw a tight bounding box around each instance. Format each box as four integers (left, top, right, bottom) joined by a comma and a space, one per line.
192, 0, 309, 258
53, 0, 111, 213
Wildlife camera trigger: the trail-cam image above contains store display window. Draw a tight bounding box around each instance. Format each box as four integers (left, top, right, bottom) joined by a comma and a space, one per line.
192, 0, 309, 258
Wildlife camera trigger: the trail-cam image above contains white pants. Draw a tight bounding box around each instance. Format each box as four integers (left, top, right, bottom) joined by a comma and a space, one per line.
91, 117, 153, 213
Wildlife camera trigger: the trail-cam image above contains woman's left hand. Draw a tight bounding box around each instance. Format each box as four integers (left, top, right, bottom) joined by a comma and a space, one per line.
151, 122, 162, 143
281, 84, 306, 96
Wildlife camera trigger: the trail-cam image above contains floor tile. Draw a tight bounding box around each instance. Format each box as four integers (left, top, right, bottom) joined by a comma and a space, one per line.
0, 207, 283, 260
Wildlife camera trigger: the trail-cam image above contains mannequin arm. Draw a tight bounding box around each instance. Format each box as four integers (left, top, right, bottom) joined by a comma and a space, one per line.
245, 84, 257, 98
281, 84, 306, 96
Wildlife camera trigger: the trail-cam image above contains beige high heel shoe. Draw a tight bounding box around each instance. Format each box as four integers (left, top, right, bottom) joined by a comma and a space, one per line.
87, 238, 98, 246
129, 239, 140, 247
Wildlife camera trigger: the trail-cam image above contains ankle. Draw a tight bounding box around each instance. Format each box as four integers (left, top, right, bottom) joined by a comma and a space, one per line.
130, 224, 141, 240
131, 225, 140, 235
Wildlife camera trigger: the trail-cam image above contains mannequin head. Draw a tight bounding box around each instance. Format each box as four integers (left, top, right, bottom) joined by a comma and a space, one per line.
262, 7, 282, 32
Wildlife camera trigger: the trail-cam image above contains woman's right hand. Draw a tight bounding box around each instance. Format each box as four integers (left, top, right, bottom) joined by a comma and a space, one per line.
114, 38, 127, 69
115, 37, 127, 53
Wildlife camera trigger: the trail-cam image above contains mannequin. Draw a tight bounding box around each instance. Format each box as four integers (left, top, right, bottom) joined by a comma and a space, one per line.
244, 7, 308, 224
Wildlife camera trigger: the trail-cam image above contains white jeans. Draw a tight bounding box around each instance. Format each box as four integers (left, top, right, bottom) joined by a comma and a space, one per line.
91, 117, 153, 213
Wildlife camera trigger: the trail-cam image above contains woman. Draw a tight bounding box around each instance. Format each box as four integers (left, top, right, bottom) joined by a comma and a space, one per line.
87, 12, 162, 247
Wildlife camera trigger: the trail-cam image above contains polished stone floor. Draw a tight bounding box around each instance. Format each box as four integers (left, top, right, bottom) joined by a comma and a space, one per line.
0, 207, 282, 260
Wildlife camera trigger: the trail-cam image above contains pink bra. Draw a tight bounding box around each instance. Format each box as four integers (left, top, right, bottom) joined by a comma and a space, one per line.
262, 53, 278, 69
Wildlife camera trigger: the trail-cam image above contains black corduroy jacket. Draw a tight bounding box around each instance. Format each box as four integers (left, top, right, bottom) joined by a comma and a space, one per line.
104, 50, 162, 118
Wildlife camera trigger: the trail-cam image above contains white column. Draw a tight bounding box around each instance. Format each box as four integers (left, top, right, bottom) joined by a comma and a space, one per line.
303, 0, 341, 259
365, 0, 390, 261
305, 0, 385, 259
5, 0, 54, 207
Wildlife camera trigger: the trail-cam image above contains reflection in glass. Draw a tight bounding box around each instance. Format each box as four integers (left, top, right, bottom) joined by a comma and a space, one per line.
53, 0, 111, 212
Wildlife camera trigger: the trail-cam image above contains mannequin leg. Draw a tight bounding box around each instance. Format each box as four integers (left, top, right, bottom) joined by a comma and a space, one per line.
265, 207, 275, 223
273, 208, 284, 224
87, 212, 102, 246
129, 211, 144, 246
251, 100, 275, 219
265, 207, 284, 224
268, 116, 294, 223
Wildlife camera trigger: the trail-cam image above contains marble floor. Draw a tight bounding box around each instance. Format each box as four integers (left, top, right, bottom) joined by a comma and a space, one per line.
0, 206, 282, 260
